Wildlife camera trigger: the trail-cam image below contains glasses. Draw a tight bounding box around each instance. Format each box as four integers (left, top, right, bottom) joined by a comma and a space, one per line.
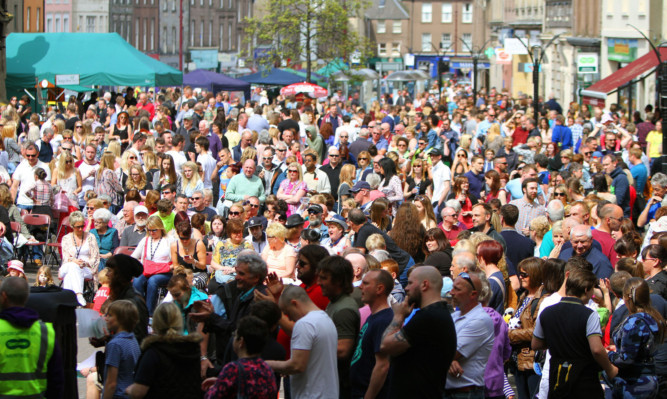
288, 170, 299, 173
329, 154, 340, 158
277, 148, 286, 152
398, 144, 407, 147
73, 224, 85, 229
418, 142, 427, 146
644, 257, 659, 264
192, 197, 202, 200
65, 160, 73, 164
229, 211, 241, 216
75, 126, 83, 129
458, 272, 476, 291
457, 154, 466, 157
554, 192, 566, 197
162, 191, 172, 195
248, 204, 259, 208
307, 210, 320, 215
25, 153, 37, 158
147, 229, 158, 233
583, 152, 592, 155
63, 137, 73, 141
340, 135, 348, 138
358, 157, 368, 161
131, 173, 140, 177
178, 235, 190, 240
519, 272, 529, 279
128, 156, 137, 159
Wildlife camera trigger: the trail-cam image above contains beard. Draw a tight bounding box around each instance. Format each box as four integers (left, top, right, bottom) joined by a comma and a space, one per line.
407, 289, 422, 308
135, 219, 147, 227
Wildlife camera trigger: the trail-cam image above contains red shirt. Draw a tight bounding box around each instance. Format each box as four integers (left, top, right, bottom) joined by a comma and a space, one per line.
512, 126, 530, 146
277, 283, 330, 357
439, 222, 464, 244
591, 228, 618, 266
93, 285, 110, 314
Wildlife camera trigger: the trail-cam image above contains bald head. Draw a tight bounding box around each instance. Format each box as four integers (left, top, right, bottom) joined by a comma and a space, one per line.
345, 253, 368, 279
0, 277, 29, 309
562, 217, 581, 241
411, 266, 443, 292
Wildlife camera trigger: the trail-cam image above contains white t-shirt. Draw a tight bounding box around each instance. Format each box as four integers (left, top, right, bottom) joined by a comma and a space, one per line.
197, 152, 216, 190
77, 161, 99, 205
291, 310, 339, 399
13, 160, 51, 206
431, 161, 452, 203
166, 150, 187, 174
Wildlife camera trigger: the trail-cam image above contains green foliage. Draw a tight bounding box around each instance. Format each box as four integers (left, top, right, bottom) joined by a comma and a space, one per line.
244, 0, 370, 82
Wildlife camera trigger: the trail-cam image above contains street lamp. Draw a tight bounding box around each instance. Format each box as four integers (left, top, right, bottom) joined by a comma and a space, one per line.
516, 33, 562, 118
460, 38, 492, 104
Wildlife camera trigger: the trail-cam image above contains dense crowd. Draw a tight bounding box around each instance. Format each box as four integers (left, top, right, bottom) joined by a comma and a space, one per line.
0, 83, 666, 399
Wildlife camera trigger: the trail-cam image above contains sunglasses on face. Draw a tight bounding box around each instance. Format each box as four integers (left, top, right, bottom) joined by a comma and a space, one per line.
147, 229, 158, 233
358, 157, 368, 161
277, 149, 286, 152
229, 211, 241, 216
25, 154, 37, 158
554, 192, 566, 197
519, 272, 529, 279
192, 197, 202, 200
458, 272, 476, 290
288, 170, 298, 173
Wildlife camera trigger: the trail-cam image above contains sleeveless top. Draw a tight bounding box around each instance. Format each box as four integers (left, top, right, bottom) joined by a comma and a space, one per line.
176, 239, 200, 270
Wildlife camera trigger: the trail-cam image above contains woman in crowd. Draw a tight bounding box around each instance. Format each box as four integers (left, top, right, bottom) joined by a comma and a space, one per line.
369, 199, 391, 232
59, 211, 100, 306
52, 150, 82, 204
153, 153, 180, 193
182, 162, 204, 198
592, 174, 617, 204
207, 215, 226, 251
84, 198, 105, 231
132, 216, 173, 316
322, 216, 351, 256
2, 121, 21, 173
565, 177, 585, 202
389, 202, 426, 263
261, 222, 297, 281
337, 164, 355, 213
170, 219, 208, 291
109, 111, 132, 151
125, 302, 203, 399
210, 218, 253, 286
95, 152, 124, 213
355, 151, 373, 183
144, 190, 160, 215
119, 151, 139, 189
551, 184, 569, 205
413, 195, 438, 230
126, 164, 152, 199
608, 278, 664, 398
422, 228, 453, 277
484, 169, 508, 205
404, 158, 433, 202
90, 208, 119, 271
508, 258, 544, 399
477, 239, 508, 314
447, 176, 476, 229
641, 244, 667, 300
277, 162, 307, 217
378, 158, 403, 214
529, 216, 550, 258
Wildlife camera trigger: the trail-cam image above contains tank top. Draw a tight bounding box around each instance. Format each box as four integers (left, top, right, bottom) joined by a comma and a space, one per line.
176, 239, 200, 270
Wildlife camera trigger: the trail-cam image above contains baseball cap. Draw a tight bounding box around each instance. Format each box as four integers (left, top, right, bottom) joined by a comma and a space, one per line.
248, 217, 263, 229
428, 148, 443, 157
134, 205, 149, 216
307, 204, 323, 214
350, 181, 371, 193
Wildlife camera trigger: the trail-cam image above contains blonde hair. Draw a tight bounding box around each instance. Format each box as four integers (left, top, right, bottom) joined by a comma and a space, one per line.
143, 151, 157, 173
340, 164, 355, 187
56, 152, 75, 180
365, 233, 386, 251
33, 265, 55, 287
181, 161, 202, 191
2, 121, 16, 140
97, 153, 116, 179
286, 162, 303, 182
266, 222, 287, 240
150, 302, 184, 338
98, 268, 111, 284
107, 141, 121, 158
240, 147, 257, 164
120, 150, 136, 174
126, 165, 148, 191
530, 216, 550, 239
459, 134, 472, 149
146, 215, 166, 236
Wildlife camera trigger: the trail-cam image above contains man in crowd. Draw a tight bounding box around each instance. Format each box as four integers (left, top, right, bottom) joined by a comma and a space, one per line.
320, 147, 343, 201
509, 177, 546, 236
380, 266, 456, 399
189, 190, 217, 221
350, 269, 394, 399
246, 217, 267, 253
225, 159, 265, 204
302, 152, 331, 195
591, 203, 622, 266
318, 256, 360, 399
471, 203, 506, 250
120, 205, 148, 247
258, 148, 281, 194
429, 148, 452, 213
446, 271, 494, 399
267, 285, 339, 399
12, 142, 52, 212
439, 206, 465, 243
499, 204, 535, 272
558, 225, 613, 279
602, 154, 631, 217
464, 156, 486, 200
350, 181, 374, 215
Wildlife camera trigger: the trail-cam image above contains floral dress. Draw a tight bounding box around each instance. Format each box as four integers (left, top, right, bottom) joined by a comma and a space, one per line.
279, 179, 307, 216
212, 239, 253, 283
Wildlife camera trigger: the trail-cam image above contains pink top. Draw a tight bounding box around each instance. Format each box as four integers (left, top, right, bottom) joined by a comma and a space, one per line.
261, 244, 297, 279
279, 179, 307, 216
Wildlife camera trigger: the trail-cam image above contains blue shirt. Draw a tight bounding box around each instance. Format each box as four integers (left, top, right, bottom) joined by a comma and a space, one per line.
104, 331, 140, 398
552, 124, 573, 150
558, 246, 613, 279
631, 163, 648, 194
91, 228, 119, 255
381, 115, 395, 131
464, 170, 485, 200
367, 137, 389, 151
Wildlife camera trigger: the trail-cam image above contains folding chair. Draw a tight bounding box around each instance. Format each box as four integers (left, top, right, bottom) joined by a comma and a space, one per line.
10, 221, 21, 259
114, 246, 136, 256
22, 214, 50, 266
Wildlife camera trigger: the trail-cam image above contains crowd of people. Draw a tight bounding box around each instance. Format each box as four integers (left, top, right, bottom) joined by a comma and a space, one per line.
0, 82, 666, 399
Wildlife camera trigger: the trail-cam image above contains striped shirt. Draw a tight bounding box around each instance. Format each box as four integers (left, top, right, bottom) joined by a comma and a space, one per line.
510, 197, 546, 236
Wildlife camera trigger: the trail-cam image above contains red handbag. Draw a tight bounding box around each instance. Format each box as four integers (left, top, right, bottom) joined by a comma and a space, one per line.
142, 238, 172, 277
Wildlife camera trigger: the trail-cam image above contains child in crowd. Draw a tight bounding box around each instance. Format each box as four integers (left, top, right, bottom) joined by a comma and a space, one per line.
380, 259, 406, 304
103, 300, 141, 399
93, 269, 111, 314
34, 265, 55, 287
7, 260, 27, 280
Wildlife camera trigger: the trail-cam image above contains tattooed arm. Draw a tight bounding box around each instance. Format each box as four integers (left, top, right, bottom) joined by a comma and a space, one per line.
379, 301, 414, 356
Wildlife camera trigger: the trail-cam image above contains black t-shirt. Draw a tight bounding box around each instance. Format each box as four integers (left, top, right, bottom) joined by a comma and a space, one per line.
388, 301, 456, 399
353, 223, 411, 272
350, 307, 394, 399
404, 177, 433, 201
65, 116, 79, 131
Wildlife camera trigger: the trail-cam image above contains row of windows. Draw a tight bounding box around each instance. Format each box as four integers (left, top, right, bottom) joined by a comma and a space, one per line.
188, 19, 234, 50
377, 42, 401, 57
45, 13, 70, 32
376, 20, 401, 34
25, 7, 41, 32
421, 2, 472, 23
421, 32, 471, 52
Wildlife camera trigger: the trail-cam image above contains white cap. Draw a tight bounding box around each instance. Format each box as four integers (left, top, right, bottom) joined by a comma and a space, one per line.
134, 205, 149, 216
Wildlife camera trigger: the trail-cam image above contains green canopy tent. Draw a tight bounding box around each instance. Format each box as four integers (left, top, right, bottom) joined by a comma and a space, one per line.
6, 33, 182, 94
316, 58, 348, 78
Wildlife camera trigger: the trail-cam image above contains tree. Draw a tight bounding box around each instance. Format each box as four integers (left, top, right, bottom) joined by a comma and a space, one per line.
244, 0, 370, 83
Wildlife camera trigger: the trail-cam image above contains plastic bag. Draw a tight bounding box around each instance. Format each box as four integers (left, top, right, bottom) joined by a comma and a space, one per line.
53, 191, 70, 213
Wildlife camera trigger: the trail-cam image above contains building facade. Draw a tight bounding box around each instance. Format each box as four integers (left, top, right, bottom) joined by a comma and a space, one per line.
24, 0, 43, 32
365, 0, 410, 75
45, 0, 72, 32
72, 0, 107, 32
109, 0, 133, 43
132, 0, 159, 55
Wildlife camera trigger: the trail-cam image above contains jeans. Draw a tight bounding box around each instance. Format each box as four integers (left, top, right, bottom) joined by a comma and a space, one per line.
515, 369, 540, 399
132, 272, 172, 315
442, 387, 485, 399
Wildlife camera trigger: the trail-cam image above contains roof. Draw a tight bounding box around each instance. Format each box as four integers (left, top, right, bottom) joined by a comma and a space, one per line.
239, 68, 305, 86
581, 47, 667, 107
183, 69, 251, 99
365, 0, 409, 19
6, 33, 182, 89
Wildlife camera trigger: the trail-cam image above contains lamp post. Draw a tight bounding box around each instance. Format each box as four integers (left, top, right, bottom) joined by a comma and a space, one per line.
516, 33, 562, 118
460, 38, 492, 105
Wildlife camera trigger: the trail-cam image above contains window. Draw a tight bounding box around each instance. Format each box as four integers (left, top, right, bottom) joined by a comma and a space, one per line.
36, 7, 40, 30
200, 0, 203, 6
46, 16, 52, 32
441, 33, 451, 51
462, 33, 472, 50
55, 15, 60, 32
392, 21, 401, 33
190, 20, 194, 45
391, 42, 400, 56
162, 0, 166, 10
143, 18, 147, 50
172, 0, 176, 11
208, 20, 212, 46
200, 20, 204, 46
377, 20, 385, 34
172, 27, 176, 53
462, 3, 473, 23
378, 43, 387, 56
63, 15, 68, 32
421, 3, 432, 22
136, 18, 140, 47
151, 18, 155, 51
162, 26, 166, 52
441, 3, 452, 22
209, 0, 211, 6
86, 16, 95, 32
228, 22, 232, 49
421, 33, 432, 52
219, 23, 223, 50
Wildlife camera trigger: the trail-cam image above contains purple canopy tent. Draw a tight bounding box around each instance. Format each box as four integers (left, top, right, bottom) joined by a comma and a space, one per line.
183, 69, 251, 100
